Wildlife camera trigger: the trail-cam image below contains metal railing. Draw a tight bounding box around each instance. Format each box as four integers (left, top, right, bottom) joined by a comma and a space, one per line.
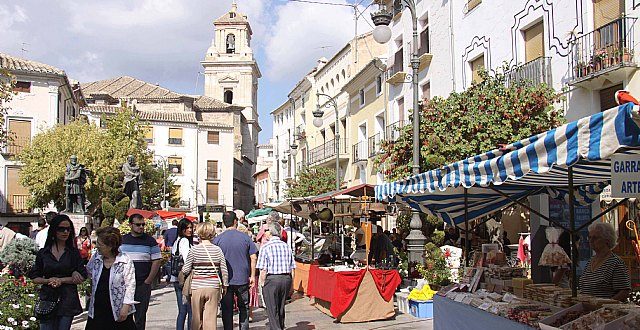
352, 140, 368, 162
570, 17, 636, 81
6, 136, 30, 155
309, 138, 348, 164
7, 194, 29, 213
368, 133, 383, 157
391, 49, 404, 76
384, 120, 410, 142
168, 138, 183, 145
505, 57, 552, 86
206, 171, 219, 180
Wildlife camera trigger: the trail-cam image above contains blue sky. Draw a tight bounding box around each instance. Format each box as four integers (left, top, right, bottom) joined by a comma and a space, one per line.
0, 0, 374, 143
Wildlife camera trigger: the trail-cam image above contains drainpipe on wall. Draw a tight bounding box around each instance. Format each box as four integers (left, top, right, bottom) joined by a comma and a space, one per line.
449, 0, 457, 92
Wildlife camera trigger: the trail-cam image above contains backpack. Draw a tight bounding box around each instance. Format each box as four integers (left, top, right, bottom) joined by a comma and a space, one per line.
170, 237, 185, 277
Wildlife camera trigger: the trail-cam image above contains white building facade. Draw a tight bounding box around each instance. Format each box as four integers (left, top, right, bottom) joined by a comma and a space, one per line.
0, 53, 82, 232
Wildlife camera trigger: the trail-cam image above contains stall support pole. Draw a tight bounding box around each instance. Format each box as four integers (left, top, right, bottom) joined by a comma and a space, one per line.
464, 188, 470, 267
567, 167, 578, 297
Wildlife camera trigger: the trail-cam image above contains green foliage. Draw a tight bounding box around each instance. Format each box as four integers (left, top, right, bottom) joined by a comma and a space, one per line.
431, 229, 445, 247
19, 107, 177, 212
0, 238, 39, 277
118, 218, 156, 236
0, 275, 38, 329
375, 66, 565, 181
416, 242, 451, 286
285, 166, 338, 198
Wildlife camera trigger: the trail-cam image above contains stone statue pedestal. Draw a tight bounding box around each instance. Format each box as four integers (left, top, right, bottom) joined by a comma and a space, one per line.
62, 212, 92, 235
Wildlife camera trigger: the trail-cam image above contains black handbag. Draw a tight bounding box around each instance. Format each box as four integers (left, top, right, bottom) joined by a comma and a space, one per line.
34, 298, 59, 320
170, 238, 185, 277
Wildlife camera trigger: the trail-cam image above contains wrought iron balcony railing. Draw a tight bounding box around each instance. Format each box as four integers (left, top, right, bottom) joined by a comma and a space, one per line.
309, 138, 348, 164
352, 140, 368, 163
368, 133, 383, 157
384, 120, 410, 142
505, 57, 552, 87
570, 17, 637, 82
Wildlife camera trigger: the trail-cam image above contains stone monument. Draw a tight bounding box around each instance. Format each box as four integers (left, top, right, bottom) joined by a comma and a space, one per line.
122, 155, 143, 209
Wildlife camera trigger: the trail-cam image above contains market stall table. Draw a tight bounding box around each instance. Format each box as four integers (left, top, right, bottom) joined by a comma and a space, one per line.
307, 265, 401, 323
434, 295, 534, 330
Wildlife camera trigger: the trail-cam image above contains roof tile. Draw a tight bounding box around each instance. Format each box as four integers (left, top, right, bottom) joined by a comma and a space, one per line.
0, 53, 65, 76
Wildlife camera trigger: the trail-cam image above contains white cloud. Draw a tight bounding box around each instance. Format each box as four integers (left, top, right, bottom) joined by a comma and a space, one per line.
262, 0, 373, 82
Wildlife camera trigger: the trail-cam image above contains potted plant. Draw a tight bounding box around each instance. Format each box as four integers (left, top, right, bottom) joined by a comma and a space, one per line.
416, 242, 451, 290
574, 61, 586, 78
622, 47, 634, 62
593, 49, 608, 70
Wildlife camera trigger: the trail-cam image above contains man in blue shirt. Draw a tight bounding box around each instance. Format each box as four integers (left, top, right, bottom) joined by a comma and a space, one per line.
213, 211, 258, 330
164, 219, 179, 247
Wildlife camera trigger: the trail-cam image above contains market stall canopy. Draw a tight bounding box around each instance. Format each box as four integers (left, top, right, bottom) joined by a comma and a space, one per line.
312, 183, 376, 202
246, 208, 273, 219
248, 214, 269, 225
126, 208, 157, 219
375, 104, 640, 225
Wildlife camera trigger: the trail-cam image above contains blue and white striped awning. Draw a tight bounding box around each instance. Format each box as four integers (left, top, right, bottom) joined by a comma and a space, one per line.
375, 103, 640, 225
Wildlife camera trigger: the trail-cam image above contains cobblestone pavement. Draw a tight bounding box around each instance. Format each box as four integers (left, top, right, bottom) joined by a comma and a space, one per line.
71, 284, 433, 330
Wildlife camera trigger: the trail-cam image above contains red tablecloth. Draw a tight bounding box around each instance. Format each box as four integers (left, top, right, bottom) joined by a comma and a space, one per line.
307, 266, 401, 318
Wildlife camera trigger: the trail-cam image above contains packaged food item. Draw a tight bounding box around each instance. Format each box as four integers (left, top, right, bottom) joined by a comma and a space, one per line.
539, 227, 571, 267
560, 307, 627, 330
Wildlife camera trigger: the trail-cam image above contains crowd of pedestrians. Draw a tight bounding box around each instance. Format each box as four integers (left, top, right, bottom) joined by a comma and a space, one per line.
20, 209, 296, 330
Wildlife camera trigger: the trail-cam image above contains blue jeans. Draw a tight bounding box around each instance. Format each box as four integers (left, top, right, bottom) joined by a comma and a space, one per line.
174, 282, 192, 330
39, 315, 73, 330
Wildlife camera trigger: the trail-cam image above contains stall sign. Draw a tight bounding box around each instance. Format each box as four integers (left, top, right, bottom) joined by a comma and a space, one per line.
611, 155, 640, 198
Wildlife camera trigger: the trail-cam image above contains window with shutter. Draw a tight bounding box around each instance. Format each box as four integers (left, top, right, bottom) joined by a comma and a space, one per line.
593, 0, 623, 29
524, 21, 544, 62
422, 82, 431, 100
471, 55, 485, 84
207, 131, 220, 144
599, 84, 623, 111
419, 27, 430, 55
207, 160, 218, 180
6, 167, 29, 213
13, 81, 31, 93
398, 97, 405, 124
207, 183, 219, 204
168, 128, 183, 145
7, 119, 31, 155
168, 157, 183, 174
142, 126, 153, 144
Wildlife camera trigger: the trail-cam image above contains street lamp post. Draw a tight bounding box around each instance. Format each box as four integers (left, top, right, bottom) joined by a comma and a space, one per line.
314, 93, 340, 192
153, 155, 168, 210
371, 0, 427, 264
289, 98, 299, 158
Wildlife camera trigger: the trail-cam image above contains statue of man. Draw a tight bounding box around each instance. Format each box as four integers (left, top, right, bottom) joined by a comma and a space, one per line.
122, 155, 143, 209
64, 155, 88, 213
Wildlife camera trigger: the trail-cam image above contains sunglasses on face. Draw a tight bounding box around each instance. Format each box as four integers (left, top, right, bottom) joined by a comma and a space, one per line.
56, 227, 71, 233
132, 223, 145, 227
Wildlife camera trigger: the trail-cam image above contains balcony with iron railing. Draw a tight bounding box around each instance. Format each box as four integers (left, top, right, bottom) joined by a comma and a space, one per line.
368, 133, 383, 157
206, 171, 220, 181
383, 120, 410, 142
168, 137, 183, 145
3, 136, 30, 156
505, 57, 552, 87
352, 140, 368, 163
6, 194, 30, 213
569, 17, 637, 87
308, 138, 349, 165
388, 48, 407, 85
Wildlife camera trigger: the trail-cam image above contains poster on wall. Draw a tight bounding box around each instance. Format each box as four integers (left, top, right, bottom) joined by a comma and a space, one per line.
548, 198, 591, 276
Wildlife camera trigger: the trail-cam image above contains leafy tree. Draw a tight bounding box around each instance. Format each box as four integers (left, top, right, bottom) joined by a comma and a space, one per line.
19, 107, 177, 213
0, 238, 39, 277
285, 166, 338, 198
375, 66, 564, 181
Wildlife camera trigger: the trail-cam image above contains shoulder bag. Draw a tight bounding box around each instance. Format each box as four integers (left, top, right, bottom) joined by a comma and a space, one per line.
34, 289, 59, 320
203, 244, 223, 300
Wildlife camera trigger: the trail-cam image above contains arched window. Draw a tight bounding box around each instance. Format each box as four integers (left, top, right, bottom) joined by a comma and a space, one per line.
226, 34, 236, 54
342, 69, 346, 79
224, 90, 233, 104
336, 74, 340, 83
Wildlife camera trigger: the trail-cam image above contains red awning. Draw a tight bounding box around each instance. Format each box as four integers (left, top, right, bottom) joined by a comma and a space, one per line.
126, 209, 156, 219
156, 210, 186, 220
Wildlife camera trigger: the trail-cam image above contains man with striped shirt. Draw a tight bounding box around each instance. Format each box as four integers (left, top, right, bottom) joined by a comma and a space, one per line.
120, 213, 162, 330
257, 221, 295, 330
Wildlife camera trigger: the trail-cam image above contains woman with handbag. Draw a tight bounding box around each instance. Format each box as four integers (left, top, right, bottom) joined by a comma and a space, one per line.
29, 214, 87, 330
85, 226, 137, 330
171, 218, 194, 330
182, 222, 228, 330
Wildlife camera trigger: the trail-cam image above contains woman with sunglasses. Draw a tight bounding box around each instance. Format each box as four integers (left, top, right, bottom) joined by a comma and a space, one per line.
29, 214, 87, 330
171, 218, 194, 330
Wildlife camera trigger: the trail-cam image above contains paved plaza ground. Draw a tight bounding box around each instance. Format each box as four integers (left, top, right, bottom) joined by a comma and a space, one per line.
71, 284, 433, 330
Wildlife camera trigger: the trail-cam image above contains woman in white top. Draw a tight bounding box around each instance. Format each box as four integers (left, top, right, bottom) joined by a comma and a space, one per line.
172, 218, 194, 330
